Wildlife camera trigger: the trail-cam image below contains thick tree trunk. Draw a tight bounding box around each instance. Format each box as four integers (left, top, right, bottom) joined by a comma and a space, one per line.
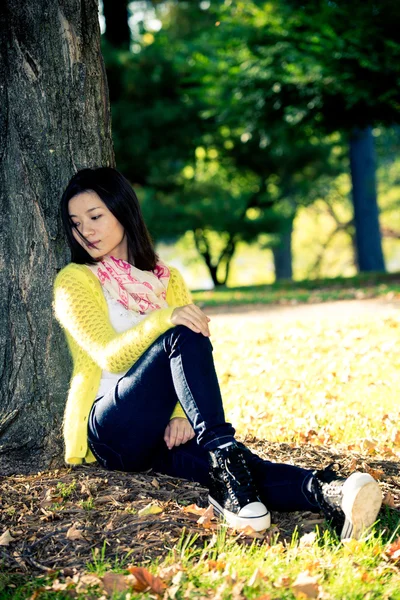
349, 127, 385, 272
272, 219, 293, 281
0, 0, 114, 474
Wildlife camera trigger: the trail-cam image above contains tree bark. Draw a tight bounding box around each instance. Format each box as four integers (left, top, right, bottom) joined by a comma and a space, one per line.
272, 219, 293, 281
0, 0, 114, 474
349, 127, 385, 272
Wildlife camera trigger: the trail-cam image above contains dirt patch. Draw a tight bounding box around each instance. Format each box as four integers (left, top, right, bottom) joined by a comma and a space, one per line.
1, 440, 399, 574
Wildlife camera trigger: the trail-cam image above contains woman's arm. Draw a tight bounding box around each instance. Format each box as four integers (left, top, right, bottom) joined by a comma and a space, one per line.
53, 270, 175, 373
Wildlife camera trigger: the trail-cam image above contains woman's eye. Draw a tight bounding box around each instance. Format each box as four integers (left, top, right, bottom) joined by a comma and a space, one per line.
92, 215, 101, 220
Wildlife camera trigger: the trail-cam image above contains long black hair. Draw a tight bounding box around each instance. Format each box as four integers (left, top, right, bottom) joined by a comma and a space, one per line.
60, 167, 158, 270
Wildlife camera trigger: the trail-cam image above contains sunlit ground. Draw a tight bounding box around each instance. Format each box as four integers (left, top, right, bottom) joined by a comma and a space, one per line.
211, 314, 400, 457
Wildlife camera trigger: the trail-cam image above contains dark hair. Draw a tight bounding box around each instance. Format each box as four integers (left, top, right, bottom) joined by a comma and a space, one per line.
60, 167, 158, 270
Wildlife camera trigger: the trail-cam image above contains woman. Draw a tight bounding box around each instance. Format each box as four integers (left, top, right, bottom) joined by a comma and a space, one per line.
53, 166, 382, 537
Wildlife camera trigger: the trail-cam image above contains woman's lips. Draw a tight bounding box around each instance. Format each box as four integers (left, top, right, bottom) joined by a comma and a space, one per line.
88, 240, 100, 247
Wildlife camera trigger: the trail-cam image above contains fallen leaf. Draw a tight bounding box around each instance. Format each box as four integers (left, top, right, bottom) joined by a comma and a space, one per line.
197, 505, 215, 528
181, 503, 206, 516
102, 572, 128, 595
292, 571, 320, 598
299, 531, 317, 547
362, 463, 384, 480
138, 502, 163, 517
383, 492, 396, 508
274, 575, 291, 588
157, 563, 183, 582
127, 566, 166, 595
167, 570, 184, 599
207, 560, 226, 572
66, 523, 84, 541
237, 525, 265, 539
386, 538, 400, 561
0, 530, 14, 546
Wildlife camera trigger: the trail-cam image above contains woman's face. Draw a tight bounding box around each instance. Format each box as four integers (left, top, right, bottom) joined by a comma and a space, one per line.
68, 191, 128, 262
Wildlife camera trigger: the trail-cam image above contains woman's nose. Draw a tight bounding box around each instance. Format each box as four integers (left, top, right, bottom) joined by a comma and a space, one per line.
82, 220, 95, 237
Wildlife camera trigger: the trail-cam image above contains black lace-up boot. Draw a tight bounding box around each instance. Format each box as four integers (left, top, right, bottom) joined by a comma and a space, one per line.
208, 442, 270, 531
310, 464, 382, 540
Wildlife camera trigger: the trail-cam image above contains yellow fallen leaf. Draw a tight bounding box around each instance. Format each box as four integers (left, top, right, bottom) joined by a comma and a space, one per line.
292, 571, 320, 598
0, 529, 14, 546
138, 502, 163, 517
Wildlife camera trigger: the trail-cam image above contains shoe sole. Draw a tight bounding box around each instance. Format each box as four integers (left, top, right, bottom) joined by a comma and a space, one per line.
208, 495, 271, 532
340, 472, 382, 540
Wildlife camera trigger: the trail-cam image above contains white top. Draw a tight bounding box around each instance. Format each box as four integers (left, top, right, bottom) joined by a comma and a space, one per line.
95, 286, 147, 399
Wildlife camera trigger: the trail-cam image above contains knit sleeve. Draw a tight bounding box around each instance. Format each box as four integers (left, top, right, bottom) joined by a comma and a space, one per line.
168, 266, 193, 306
53, 270, 175, 374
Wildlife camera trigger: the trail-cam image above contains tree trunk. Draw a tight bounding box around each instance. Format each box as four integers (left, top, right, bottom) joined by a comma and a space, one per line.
349, 127, 385, 272
272, 219, 293, 281
0, 0, 114, 474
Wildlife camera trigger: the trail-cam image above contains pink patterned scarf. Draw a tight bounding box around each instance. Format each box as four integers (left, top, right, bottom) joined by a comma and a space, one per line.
86, 255, 170, 315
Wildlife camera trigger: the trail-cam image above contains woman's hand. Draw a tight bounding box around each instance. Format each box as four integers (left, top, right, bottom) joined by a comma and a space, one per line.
171, 304, 211, 337
164, 417, 195, 450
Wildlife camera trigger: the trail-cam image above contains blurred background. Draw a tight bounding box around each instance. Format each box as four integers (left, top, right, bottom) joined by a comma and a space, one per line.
98, 0, 400, 290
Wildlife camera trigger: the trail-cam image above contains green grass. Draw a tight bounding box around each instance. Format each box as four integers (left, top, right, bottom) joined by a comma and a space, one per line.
2, 526, 400, 599
192, 271, 400, 307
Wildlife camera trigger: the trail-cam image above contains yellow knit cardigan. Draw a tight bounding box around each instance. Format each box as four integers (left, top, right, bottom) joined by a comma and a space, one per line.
52, 262, 192, 465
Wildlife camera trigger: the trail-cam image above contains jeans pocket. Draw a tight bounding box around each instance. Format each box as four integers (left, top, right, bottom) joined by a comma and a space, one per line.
88, 438, 125, 471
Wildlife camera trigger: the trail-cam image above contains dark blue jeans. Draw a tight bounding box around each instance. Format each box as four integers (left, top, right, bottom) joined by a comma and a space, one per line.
88, 325, 318, 513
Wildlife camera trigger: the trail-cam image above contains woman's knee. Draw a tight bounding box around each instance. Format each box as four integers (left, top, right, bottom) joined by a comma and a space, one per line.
172, 324, 213, 349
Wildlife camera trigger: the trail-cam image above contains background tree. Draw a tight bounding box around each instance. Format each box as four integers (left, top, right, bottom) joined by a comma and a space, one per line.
222, 0, 400, 272
0, 0, 114, 474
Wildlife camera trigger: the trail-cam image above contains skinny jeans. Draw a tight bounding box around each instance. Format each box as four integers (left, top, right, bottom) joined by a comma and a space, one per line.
87, 325, 318, 513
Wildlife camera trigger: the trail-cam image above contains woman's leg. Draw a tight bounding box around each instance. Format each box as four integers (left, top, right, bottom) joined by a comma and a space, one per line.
153, 441, 383, 540
152, 439, 318, 513
88, 325, 235, 471
88, 324, 270, 530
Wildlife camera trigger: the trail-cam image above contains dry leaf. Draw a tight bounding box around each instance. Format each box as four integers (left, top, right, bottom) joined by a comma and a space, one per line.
207, 560, 226, 572
157, 563, 182, 582
138, 502, 163, 517
383, 492, 396, 508
197, 504, 215, 528
167, 570, 184, 599
362, 463, 384, 480
66, 523, 84, 541
299, 531, 317, 547
386, 538, 400, 561
181, 503, 206, 516
237, 525, 265, 539
102, 572, 128, 595
0, 529, 14, 546
292, 571, 320, 598
127, 565, 166, 595
274, 575, 291, 588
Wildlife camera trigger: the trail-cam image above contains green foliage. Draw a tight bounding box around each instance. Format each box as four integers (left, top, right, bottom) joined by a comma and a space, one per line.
103, 1, 400, 283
